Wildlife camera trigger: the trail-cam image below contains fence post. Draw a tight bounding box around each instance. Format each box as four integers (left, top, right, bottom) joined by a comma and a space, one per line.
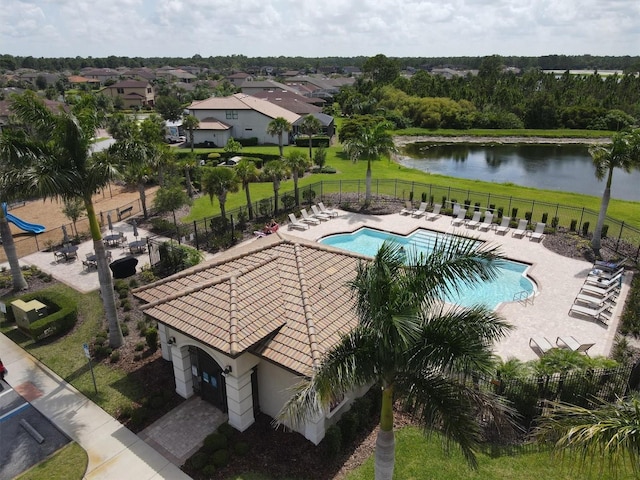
508, 197, 512, 215
193, 220, 199, 250
579, 207, 585, 231
554, 203, 559, 223
616, 221, 624, 251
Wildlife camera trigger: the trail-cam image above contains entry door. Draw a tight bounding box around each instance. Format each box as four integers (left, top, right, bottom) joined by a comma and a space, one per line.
196, 349, 226, 411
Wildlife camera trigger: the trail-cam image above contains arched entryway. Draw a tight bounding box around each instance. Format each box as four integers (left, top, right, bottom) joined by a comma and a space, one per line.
189, 346, 227, 412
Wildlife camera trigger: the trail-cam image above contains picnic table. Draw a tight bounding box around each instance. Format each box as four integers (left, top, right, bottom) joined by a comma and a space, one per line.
128, 240, 147, 254
55, 245, 78, 261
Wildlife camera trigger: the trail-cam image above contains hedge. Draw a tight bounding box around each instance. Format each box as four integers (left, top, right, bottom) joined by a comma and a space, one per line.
295, 135, 331, 147
5, 289, 78, 341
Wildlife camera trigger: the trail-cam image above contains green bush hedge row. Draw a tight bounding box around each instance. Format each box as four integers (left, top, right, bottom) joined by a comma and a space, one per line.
5, 289, 78, 341
295, 136, 330, 147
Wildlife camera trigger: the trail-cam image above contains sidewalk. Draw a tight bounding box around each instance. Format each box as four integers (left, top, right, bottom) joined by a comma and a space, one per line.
0, 332, 192, 480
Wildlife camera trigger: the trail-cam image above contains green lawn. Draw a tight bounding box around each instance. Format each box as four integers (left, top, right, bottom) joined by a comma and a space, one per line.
183, 139, 640, 229
16, 442, 87, 480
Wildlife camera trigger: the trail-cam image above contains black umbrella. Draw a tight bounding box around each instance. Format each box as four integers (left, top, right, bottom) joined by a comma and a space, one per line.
61, 225, 69, 244
132, 219, 139, 238
107, 213, 113, 232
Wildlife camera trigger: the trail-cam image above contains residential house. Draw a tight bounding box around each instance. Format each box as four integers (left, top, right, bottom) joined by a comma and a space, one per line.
80, 68, 121, 85
102, 80, 155, 108
186, 93, 300, 146
293, 112, 335, 139
226, 72, 253, 86
251, 90, 324, 116
132, 233, 369, 444
239, 79, 299, 96
67, 75, 101, 88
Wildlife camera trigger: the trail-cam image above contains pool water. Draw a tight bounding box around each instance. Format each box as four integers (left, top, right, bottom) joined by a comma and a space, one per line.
319, 228, 534, 310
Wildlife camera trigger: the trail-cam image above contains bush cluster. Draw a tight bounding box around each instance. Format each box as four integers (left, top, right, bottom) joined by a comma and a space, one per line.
186, 423, 241, 476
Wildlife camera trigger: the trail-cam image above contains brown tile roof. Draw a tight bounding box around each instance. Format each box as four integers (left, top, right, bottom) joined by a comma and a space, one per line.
187, 93, 300, 124
133, 233, 369, 376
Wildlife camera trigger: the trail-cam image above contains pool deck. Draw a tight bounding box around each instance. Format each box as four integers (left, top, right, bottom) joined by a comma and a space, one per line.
278, 209, 633, 362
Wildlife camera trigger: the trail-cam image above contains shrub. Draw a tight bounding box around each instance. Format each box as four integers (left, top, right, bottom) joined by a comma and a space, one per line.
129, 278, 139, 289
570, 219, 578, 231
322, 424, 342, 459
601, 224, 609, 238
511, 207, 518, 218
302, 188, 316, 204
217, 422, 235, 438
120, 299, 131, 311
281, 193, 295, 210
525, 211, 532, 221
135, 342, 145, 351
189, 452, 209, 470
295, 135, 330, 147
202, 465, 216, 476
421, 192, 427, 203
338, 412, 359, 445
121, 324, 129, 336
204, 432, 228, 452
212, 449, 230, 468
541, 212, 548, 223
320, 166, 337, 174
551, 216, 559, 228
139, 269, 157, 284
233, 441, 250, 456
497, 207, 504, 217
110, 350, 120, 363
145, 327, 158, 351
150, 395, 165, 409
237, 137, 258, 147
582, 221, 590, 236
129, 406, 150, 427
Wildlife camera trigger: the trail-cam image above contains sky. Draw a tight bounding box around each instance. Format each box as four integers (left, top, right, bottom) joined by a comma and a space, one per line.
2, 0, 639, 59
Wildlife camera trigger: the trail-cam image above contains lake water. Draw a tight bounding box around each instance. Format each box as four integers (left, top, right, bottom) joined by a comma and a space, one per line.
397, 143, 640, 201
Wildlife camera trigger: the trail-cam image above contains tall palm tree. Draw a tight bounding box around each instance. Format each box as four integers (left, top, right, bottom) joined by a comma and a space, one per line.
278, 240, 513, 480
266, 116, 292, 158
234, 158, 259, 219
283, 150, 310, 206
182, 114, 200, 153
5, 91, 124, 348
202, 166, 240, 219
108, 139, 153, 218
299, 114, 322, 160
589, 130, 640, 254
534, 395, 640, 477
344, 121, 396, 205
263, 160, 289, 215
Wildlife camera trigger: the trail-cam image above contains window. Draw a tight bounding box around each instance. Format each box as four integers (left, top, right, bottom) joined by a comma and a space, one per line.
225, 110, 238, 120
147, 88, 152, 93
117, 88, 124, 94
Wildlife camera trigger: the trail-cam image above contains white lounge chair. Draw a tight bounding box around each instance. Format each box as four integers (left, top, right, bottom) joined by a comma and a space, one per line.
451, 209, 467, 227
300, 208, 320, 225
318, 202, 338, 217
288, 213, 309, 230
411, 202, 428, 218
495, 216, 511, 235
311, 205, 331, 221
512, 219, 528, 238
529, 336, 554, 355
589, 266, 624, 280
569, 303, 611, 322
574, 290, 617, 308
478, 212, 494, 231
556, 336, 595, 356
585, 272, 623, 289
451, 202, 461, 216
425, 203, 442, 221
400, 201, 414, 215
530, 222, 546, 242
466, 211, 482, 229
580, 281, 620, 297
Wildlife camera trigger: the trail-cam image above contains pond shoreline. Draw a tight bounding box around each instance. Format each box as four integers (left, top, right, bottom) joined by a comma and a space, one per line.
393, 135, 612, 147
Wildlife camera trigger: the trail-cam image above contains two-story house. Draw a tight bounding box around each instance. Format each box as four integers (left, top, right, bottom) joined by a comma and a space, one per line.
102, 80, 155, 108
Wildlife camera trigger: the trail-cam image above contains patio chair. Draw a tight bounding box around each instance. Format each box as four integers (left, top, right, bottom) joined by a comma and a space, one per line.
450, 208, 467, 227
574, 290, 617, 308
411, 202, 428, 218
465, 211, 483, 229
400, 201, 414, 215
425, 203, 442, 221
529, 336, 554, 355
580, 281, 620, 297
495, 216, 511, 235
478, 212, 494, 231
588, 266, 625, 280
530, 222, 546, 242
311, 205, 331, 221
54, 251, 66, 262
556, 336, 595, 356
300, 208, 320, 225
318, 202, 338, 217
288, 213, 309, 230
584, 272, 623, 289
569, 303, 611, 323
512, 219, 529, 238
594, 258, 628, 273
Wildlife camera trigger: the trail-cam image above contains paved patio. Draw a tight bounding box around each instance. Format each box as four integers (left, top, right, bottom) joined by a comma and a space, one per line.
274, 208, 632, 362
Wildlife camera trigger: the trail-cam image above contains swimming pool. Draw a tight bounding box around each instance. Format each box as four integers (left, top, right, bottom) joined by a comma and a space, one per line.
319, 227, 535, 310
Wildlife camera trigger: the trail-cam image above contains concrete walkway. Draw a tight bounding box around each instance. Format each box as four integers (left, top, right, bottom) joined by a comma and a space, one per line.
0, 331, 192, 479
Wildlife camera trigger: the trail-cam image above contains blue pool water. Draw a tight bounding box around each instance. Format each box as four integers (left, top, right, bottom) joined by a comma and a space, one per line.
319, 228, 534, 310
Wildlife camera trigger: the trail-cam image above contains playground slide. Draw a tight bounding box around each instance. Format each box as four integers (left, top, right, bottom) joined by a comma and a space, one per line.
2, 203, 46, 234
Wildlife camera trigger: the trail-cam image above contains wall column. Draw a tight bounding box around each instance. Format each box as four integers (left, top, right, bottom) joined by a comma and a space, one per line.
172, 345, 194, 399
224, 370, 255, 432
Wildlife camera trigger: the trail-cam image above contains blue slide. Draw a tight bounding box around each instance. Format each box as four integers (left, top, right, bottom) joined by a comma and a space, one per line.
2, 203, 46, 234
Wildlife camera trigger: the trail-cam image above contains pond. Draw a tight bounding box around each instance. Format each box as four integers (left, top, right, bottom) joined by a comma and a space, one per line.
397, 143, 640, 201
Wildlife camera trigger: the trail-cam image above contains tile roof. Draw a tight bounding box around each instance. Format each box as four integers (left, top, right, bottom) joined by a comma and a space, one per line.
187, 93, 300, 123
133, 233, 369, 376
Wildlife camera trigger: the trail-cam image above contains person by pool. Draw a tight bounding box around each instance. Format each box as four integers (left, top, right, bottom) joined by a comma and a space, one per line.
254, 219, 279, 237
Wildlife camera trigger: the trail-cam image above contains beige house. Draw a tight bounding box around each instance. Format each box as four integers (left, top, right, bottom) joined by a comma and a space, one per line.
132, 233, 368, 444
102, 80, 155, 108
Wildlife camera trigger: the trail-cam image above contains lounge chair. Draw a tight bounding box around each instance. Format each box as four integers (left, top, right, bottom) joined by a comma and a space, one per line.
451, 202, 461, 216
589, 266, 624, 280
478, 212, 494, 231
585, 272, 623, 289
425, 203, 442, 221
580, 281, 620, 297
574, 290, 617, 308
530, 222, 545, 242
556, 336, 595, 356
318, 202, 338, 217
512, 219, 529, 238
495, 216, 511, 235
451, 209, 467, 227
569, 303, 611, 323
529, 336, 554, 355
411, 202, 428, 218
288, 213, 309, 230
311, 205, 331, 221
594, 258, 627, 273
466, 211, 482, 229
400, 201, 414, 215
300, 208, 321, 225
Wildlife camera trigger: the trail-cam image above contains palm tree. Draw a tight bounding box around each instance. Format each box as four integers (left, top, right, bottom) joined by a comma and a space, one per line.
277, 240, 513, 480
299, 114, 322, 160
202, 166, 240, 219
5, 91, 124, 348
234, 158, 259, 220
267, 116, 292, 158
283, 150, 310, 206
344, 121, 396, 205
182, 114, 200, 152
589, 130, 640, 254
534, 395, 640, 477
108, 139, 153, 218
263, 160, 289, 215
